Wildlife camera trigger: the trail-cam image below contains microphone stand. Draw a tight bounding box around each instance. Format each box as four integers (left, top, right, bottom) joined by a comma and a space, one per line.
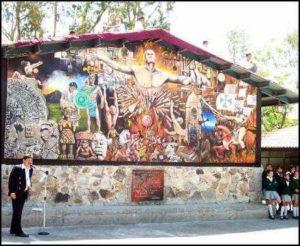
32, 165, 57, 235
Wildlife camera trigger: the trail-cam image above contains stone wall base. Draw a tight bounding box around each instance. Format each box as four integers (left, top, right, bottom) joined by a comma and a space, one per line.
2, 202, 266, 227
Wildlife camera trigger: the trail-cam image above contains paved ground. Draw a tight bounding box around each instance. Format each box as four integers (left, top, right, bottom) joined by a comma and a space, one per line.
2, 218, 299, 244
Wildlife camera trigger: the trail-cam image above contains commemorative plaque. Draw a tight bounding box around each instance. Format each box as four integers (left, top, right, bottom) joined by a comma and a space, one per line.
132, 170, 164, 202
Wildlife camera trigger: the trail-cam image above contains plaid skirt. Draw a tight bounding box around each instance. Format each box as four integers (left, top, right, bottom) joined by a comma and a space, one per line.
281, 194, 292, 202
292, 194, 299, 201
265, 191, 280, 200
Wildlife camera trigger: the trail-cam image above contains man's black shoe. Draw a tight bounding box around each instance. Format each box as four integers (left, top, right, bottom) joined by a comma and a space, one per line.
269, 215, 275, 220
15, 233, 29, 237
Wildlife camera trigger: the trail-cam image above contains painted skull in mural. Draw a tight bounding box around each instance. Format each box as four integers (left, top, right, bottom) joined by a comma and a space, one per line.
4, 39, 257, 164
91, 133, 107, 160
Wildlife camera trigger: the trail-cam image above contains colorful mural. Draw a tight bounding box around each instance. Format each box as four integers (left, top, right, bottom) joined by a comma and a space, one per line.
4, 41, 257, 164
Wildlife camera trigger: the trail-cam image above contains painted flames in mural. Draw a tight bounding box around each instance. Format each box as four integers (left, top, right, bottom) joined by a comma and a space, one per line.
4, 41, 257, 163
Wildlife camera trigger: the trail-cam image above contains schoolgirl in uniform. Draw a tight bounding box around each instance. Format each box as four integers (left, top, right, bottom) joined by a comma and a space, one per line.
263, 169, 281, 219
291, 170, 299, 219
279, 172, 292, 220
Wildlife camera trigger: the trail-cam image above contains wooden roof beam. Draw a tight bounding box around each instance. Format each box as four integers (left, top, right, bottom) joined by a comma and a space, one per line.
277, 95, 290, 104
201, 58, 212, 63
255, 80, 270, 87
238, 72, 251, 80
220, 64, 232, 70
261, 97, 280, 106
271, 88, 287, 96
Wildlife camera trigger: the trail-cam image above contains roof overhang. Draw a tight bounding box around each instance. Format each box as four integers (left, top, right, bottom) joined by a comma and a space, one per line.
2, 29, 298, 106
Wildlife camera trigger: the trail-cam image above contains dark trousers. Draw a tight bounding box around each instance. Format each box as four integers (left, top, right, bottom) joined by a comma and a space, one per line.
10, 192, 27, 234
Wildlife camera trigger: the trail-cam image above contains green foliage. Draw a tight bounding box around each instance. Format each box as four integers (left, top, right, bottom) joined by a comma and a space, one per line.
226, 27, 248, 64
262, 105, 298, 133
107, 1, 174, 31
71, 2, 110, 34
225, 28, 298, 91
1, 2, 17, 41
284, 30, 298, 68
2, 1, 175, 41
21, 2, 46, 38
225, 28, 298, 134
2, 1, 46, 41
254, 30, 298, 89
45, 1, 174, 34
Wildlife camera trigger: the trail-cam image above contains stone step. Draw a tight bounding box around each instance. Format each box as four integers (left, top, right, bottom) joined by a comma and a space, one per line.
2, 202, 267, 227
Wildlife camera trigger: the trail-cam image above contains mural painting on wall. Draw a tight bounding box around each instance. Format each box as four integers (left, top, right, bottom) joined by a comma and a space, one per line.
4, 41, 257, 164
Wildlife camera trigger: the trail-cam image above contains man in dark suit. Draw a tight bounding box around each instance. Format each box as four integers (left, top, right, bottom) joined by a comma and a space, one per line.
8, 155, 34, 237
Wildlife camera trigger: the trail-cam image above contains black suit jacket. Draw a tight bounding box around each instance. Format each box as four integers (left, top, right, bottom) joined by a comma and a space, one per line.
8, 165, 33, 197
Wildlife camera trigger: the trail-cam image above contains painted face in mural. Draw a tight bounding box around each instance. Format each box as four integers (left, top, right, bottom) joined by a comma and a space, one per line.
40, 127, 51, 140
91, 133, 107, 160
144, 49, 156, 65
63, 107, 74, 118
81, 139, 89, 148
5, 40, 258, 164
69, 85, 77, 93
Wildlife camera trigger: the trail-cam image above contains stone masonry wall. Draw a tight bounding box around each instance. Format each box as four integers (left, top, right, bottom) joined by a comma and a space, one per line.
1, 165, 263, 206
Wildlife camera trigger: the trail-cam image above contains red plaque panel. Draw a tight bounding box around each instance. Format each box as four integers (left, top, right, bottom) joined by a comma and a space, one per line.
132, 170, 164, 202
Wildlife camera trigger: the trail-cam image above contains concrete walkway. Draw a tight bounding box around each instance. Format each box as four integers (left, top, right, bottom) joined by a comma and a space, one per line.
2, 218, 299, 244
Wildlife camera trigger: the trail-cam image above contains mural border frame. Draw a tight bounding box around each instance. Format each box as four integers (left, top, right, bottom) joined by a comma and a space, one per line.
0, 56, 261, 167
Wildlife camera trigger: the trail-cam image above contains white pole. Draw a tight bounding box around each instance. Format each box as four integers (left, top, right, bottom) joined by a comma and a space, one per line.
38, 173, 49, 235
43, 175, 47, 229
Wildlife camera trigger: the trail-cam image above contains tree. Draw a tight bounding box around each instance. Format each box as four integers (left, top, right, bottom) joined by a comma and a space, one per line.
284, 30, 298, 68
68, 2, 111, 34
1, 1, 46, 41
254, 30, 298, 90
226, 27, 249, 64
256, 31, 299, 133
108, 2, 174, 31
2, 2, 175, 41
53, 2, 58, 36
2, 2, 19, 42
262, 105, 297, 133
21, 2, 46, 39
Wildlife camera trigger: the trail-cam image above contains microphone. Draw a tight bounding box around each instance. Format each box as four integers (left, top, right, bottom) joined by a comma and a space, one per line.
31, 165, 57, 179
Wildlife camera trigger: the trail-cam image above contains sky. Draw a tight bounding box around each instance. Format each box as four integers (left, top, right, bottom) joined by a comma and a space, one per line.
170, 1, 299, 118
2, 1, 299, 117
170, 1, 298, 60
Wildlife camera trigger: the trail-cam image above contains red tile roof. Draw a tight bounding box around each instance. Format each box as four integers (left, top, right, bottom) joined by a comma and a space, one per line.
2, 28, 298, 106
